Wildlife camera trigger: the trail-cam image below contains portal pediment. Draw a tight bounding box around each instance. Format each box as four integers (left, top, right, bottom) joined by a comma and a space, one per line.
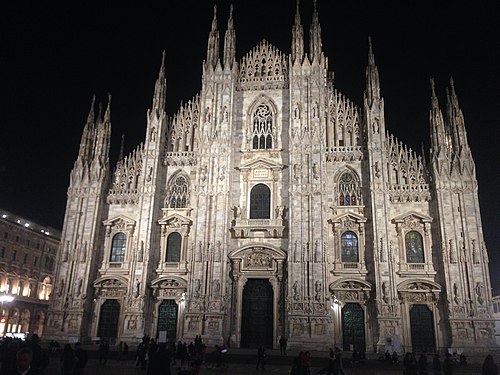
392, 211, 432, 224
237, 157, 284, 172
329, 212, 367, 224
103, 215, 136, 227
158, 213, 192, 226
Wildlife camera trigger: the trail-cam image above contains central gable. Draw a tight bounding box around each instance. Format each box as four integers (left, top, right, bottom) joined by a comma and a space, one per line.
237, 39, 289, 90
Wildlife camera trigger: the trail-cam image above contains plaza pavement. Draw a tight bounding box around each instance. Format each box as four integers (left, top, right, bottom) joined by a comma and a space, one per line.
43, 347, 489, 374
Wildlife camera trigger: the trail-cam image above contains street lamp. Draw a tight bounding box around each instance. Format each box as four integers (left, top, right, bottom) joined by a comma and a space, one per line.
0, 295, 15, 303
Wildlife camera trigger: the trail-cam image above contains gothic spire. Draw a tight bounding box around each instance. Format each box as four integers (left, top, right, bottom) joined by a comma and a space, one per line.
118, 133, 125, 162
429, 78, 447, 154
446, 77, 469, 154
223, 4, 236, 70
86, 95, 96, 126
152, 51, 166, 113
291, 0, 304, 64
205, 5, 220, 71
103, 93, 111, 124
364, 37, 381, 108
308, 0, 322, 64
93, 94, 111, 170
78, 95, 96, 161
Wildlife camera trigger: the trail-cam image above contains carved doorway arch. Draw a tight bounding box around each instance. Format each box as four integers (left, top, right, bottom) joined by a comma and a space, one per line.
228, 245, 286, 348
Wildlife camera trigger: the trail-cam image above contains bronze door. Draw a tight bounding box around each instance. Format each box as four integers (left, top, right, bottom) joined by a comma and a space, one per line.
157, 299, 178, 342
241, 279, 273, 348
342, 303, 365, 351
97, 299, 120, 339
410, 304, 436, 352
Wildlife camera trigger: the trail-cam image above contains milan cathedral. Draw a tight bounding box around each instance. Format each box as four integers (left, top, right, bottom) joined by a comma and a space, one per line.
45, 2, 495, 352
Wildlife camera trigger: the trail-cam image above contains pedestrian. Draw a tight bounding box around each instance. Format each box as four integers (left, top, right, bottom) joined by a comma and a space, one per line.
418, 352, 428, 375
256, 345, 266, 371
442, 353, 454, 375
147, 344, 172, 375
98, 340, 109, 365
73, 342, 88, 375
300, 351, 311, 374
2, 346, 39, 375
26, 334, 49, 374
136, 341, 147, 369
403, 352, 418, 375
333, 347, 345, 375
122, 342, 129, 362
147, 338, 158, 374
279, 336, 288, 355
432, 353, 442, 375
60, 344, 76, 375
482, 354, 498, 375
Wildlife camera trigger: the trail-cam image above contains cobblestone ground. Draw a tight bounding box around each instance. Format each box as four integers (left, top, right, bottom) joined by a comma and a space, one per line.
44, 349, 486, 375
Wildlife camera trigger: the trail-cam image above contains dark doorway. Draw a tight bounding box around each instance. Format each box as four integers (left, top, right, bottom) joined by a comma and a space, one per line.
157, 299, 178, 342
342, 303, 365, 352
97, 299, 120, 339
241, 279, 273, 348
410, 304, 436, 352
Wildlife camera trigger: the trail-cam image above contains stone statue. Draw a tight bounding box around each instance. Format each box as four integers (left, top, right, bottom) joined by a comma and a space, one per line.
134, 279, 141, 298
292, 281, 300, 301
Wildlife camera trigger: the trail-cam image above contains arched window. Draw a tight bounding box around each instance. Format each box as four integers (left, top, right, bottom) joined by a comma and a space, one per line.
168, 175, 189, 208
250, 184, 271, 219
110, 232, 126, 262
166, 233, 181, 262
341, 231, 359, 262
405, 231, 424, 263
252, 104, 273, 149
338, 171, 360, 206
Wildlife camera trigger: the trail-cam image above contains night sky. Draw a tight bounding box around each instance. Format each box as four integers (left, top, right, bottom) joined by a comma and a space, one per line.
1, 1, 498, 292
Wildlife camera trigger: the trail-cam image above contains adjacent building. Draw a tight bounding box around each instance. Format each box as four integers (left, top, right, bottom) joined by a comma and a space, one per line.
44, 3, 495, 352
0, 209, 59, 339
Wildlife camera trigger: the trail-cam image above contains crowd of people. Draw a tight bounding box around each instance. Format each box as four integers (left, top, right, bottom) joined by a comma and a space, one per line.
1, 333, 500, 375
134, 334, 218, 375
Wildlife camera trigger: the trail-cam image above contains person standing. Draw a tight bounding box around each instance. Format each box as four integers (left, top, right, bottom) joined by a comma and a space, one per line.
26, 334, 48, 375
60, 344, 76, 375
98, 340, 109, 365
73, 343, 88, 375
147, 344, 172, 375
136, 341, 147, 370
482, 354, 498, 375
122, 342, 129, 362
279, 336, 288, 356
333, 347, 345, 375
2, 346, 38, 375
442, 353, 454, 375
256, 345, 266, 371
418, 353, 428, 375
432, 353, 442, 375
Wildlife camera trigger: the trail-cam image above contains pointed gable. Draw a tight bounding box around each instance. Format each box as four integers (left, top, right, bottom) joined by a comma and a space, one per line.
237, 39, 289, 90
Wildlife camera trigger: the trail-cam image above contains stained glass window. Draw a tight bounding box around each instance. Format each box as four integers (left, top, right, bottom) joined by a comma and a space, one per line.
110, 232, 126, 262
166, 232, 181, 262
250, 184, 271, 219
252, 104, 273, 149
405, 231, 424, 263
338, 171, 360, 206
168, 176, 189, 208
341, 231, 359, 262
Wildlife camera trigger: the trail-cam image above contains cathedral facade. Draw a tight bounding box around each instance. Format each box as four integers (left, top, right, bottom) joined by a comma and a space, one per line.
45, 3, 495, 352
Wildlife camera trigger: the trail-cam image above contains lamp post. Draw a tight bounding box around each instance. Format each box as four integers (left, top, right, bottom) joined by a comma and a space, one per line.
0, 294, 15, 337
